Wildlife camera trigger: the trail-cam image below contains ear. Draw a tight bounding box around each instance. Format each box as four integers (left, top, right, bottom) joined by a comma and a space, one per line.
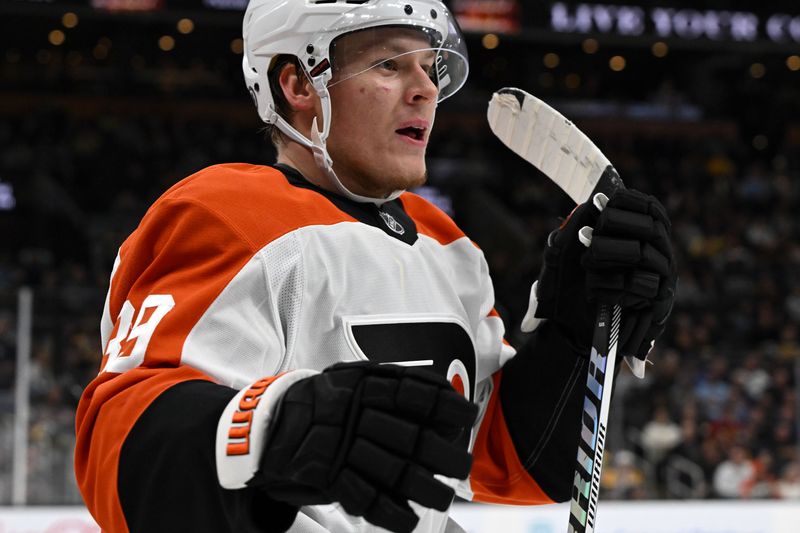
278, 62, 316, 113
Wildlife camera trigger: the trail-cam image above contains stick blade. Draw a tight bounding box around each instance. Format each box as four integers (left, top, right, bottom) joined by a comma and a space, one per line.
488, 87, 622, 204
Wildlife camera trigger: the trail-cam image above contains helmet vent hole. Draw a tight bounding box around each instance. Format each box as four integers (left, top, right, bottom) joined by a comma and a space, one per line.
404, 4, 413, 15
430, 9, 437, 19
254, 83, 260, 92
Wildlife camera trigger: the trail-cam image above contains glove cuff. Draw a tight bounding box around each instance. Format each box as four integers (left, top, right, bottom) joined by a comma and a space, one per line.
624, 340, 654, 379
216, 369, 318, 489
520, 280, 547, 333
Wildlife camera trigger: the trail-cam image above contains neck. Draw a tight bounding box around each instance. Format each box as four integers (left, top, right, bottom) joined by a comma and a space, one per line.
276, 141, 330, 192
278, 140, 390, 201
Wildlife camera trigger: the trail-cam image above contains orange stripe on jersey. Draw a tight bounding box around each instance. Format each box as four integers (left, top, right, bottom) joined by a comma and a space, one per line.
399, 192, 466, 246
75, 366, 213, 533
470, 372, 555, 505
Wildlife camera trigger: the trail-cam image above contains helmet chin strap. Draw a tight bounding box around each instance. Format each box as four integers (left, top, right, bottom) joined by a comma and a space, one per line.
273, 80, 404, 206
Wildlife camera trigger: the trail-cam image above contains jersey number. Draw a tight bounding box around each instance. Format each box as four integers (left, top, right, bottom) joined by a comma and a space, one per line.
104, 295, 175, 373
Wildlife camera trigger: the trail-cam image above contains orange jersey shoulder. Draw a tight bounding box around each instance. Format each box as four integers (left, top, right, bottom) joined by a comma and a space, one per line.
153, 163, 357, 250
106, 164, 357, 372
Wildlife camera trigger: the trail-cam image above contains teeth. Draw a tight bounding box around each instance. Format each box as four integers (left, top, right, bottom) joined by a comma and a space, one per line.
397, 126, 425, 141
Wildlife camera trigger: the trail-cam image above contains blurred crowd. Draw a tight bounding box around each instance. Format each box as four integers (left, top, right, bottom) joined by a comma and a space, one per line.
600, 129, 800, 501
1, 85, 799, 504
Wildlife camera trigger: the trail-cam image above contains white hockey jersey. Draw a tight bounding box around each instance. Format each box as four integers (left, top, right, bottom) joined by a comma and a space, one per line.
75, 164, 560, 533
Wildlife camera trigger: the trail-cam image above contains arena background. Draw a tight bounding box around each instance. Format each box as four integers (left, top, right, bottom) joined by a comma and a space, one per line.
1, 0, 800, 530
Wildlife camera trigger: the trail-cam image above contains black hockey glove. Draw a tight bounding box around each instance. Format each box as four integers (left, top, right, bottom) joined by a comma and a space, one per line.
527, 189, 677, 364
254, 361, 478, 533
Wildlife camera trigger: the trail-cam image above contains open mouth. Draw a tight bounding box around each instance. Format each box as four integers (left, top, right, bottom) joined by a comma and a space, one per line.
396, 126, 426, 141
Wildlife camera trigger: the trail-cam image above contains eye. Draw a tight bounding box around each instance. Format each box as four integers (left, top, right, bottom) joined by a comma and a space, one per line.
377, 59, 398, 72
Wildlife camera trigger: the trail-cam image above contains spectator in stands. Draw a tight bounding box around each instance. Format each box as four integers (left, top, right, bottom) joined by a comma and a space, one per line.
641, 406, 682, 460
741, 449, 778, 499
694, 356, 732, 421
777, 462, 800, 499
713, 446, 755, 498
733, 352, 771, 401
602, 450, 648, 500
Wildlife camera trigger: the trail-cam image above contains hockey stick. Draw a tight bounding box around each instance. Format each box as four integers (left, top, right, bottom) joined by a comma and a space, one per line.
487, 87, 624, 533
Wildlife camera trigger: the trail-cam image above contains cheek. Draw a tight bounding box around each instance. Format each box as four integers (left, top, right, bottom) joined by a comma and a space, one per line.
359, 79, 394, 98
360, 85, 391, 95
333, 82, 396, 143
356, 88, 394, 129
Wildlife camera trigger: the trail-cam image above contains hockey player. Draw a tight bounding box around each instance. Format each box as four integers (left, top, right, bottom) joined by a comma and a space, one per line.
75, 1, 677, 532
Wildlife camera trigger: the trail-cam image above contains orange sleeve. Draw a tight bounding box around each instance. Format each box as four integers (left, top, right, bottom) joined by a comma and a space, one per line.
74, 193, 258, 531
75, 366, 215, 532
472, 321, 590, 506
75, 164, 364, 531
470, 371, 556, 505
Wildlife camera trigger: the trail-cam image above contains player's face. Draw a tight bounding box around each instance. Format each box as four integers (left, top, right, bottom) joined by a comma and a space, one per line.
326, 28, 439, 198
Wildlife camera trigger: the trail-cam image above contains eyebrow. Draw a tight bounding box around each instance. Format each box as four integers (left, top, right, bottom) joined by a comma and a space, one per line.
369, 42, 436, 58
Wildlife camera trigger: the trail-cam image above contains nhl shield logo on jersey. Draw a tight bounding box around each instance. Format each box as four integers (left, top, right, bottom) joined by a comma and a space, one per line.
379, 211, 405, 235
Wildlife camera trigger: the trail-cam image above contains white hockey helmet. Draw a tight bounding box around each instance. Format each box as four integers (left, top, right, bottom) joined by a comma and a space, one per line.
242, 0, 469, 204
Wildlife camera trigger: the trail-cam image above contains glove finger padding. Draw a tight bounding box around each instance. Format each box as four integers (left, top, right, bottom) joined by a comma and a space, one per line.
430, 388, 483, 430
257, 361, 478, 531
347, 438, 407, 488
583, 237, 670, 276
586, 189, 677, 362
357, 408, 419, 456
331, 467, 377, 516
606, 189, 670, 229
531, 188, 676, 364
586, 269, 660, 308
594, 206, 655, 241
365, 494, 419, 533
415, 428, 473, 478
398, 464, 456, 511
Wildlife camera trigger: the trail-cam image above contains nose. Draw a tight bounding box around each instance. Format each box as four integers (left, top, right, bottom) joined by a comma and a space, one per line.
407, 62, 439, 104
